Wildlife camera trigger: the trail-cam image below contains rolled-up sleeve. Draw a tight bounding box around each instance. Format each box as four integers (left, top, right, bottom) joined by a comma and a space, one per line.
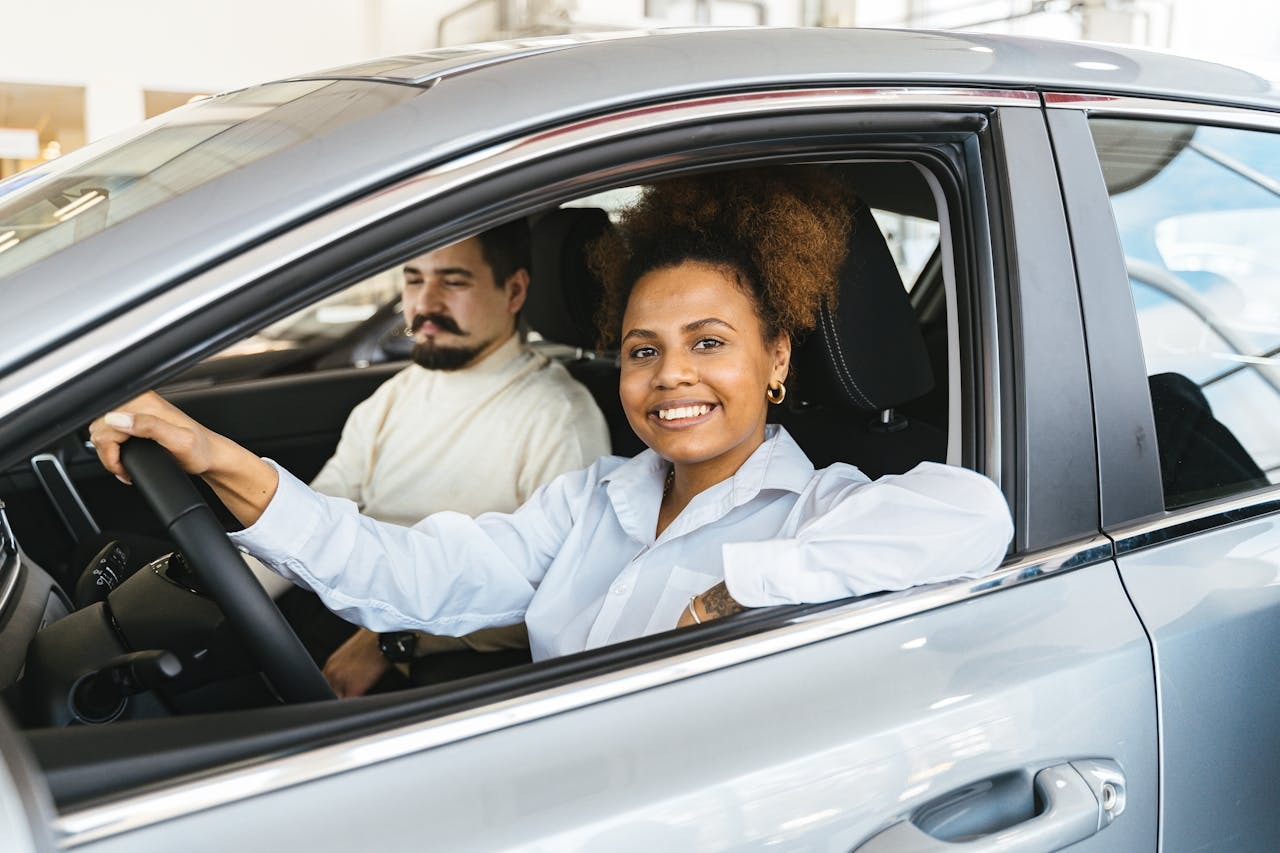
722, 462, 1014, 607
230, 459, 588, 635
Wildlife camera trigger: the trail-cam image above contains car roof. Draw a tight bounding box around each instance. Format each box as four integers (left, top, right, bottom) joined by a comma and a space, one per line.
293, 27, 1280, 112
1, 27, 1276, 380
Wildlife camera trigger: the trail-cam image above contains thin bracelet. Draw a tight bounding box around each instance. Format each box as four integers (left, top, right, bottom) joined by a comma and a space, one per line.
686, 596, 702, 624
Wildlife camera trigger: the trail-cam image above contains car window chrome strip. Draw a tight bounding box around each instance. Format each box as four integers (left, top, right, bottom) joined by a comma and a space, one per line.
1110, 490, 1280, 556
53, 535, 1109, 848
0, 84, 1036, 426
1044, 92, 1280, 131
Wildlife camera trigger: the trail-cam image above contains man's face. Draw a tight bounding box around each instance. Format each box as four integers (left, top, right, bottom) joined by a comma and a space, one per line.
401, 236, 527, 370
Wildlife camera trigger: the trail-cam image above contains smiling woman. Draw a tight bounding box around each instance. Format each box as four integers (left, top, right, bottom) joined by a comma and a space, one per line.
596, 169, 853, 550
88, 165, 1014, 659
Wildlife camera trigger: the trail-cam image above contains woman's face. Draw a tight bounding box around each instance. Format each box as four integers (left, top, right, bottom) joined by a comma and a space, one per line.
619, 261, 790, 478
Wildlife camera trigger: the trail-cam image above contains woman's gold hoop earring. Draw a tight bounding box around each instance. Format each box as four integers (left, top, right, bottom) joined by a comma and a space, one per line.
767, 382, 786, 405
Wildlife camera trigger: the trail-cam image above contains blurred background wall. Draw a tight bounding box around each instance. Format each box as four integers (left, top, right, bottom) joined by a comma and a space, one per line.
1, 0, 1277, 177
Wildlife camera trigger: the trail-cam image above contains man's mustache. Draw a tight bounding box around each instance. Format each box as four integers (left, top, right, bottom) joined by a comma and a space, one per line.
409, 313, 467, 336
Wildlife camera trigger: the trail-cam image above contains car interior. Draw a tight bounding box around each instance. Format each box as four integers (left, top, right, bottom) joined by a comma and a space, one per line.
0, 160, 960, 808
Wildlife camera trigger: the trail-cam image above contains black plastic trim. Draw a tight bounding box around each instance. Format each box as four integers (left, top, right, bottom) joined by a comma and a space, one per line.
1043, 109, 1165, 529
987, 106, 1100, 550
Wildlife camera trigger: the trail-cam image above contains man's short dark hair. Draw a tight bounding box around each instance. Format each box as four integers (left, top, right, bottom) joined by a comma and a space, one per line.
476, 219, 531, 286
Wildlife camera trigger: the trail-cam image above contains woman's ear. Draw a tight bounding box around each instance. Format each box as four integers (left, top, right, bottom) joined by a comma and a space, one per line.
771, 334, 792, 385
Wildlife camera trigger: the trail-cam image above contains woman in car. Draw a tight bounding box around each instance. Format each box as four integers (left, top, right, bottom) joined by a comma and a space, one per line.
89, 168, 1013, 661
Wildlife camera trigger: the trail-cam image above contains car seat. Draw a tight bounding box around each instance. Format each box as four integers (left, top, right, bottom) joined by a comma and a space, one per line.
526, 206, 647, 457
1147, 371, 1267, 507
526, 200, 945, 476
770, 198, 944, 477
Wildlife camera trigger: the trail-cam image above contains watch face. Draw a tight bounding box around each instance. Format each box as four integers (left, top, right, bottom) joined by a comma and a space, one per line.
380, 632, 416, 663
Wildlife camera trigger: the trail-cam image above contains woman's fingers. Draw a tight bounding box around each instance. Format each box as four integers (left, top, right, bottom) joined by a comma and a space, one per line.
89, 394, 211, 480
88, 418, 132, 483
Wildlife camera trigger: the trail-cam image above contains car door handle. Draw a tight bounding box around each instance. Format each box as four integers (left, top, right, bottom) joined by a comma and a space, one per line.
854, 759, 1126, 853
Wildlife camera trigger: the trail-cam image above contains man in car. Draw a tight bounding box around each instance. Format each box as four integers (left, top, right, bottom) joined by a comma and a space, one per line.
308, 220, 611, 697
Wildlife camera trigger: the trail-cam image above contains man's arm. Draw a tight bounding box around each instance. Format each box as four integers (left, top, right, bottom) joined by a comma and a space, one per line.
514, 390, 612, 504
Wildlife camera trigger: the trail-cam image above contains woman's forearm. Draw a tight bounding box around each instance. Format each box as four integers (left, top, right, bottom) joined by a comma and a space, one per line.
202, 434, 279, 527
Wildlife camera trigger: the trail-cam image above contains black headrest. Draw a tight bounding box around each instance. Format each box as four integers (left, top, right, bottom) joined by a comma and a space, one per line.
789, 200, 933, 411
525, 207, 612, 350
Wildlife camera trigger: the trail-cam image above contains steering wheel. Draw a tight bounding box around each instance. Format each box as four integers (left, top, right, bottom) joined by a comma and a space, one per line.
120, 439, 334, 703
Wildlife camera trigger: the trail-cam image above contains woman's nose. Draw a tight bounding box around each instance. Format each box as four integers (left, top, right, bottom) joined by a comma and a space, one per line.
654, 351, 697, 388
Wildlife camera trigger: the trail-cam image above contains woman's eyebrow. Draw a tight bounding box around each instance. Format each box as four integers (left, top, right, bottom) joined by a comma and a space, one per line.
684, 317, 736, 333
621, 328, 657, 343
622, 319, 736, 343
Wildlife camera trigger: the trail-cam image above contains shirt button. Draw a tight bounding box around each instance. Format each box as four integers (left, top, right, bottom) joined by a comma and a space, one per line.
612, 584, 628, 596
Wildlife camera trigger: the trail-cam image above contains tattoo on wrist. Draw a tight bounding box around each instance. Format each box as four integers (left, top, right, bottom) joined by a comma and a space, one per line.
699, 582, 745, 619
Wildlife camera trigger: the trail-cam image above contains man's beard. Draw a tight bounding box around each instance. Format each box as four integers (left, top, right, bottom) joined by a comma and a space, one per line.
411, 339, 489, 371
407, 312, 488, 371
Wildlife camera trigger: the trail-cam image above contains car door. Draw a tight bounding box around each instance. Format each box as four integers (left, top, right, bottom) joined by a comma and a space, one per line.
1049, 98, 1280, 849
0, 710, 55, 853
30, 88, 1158, 851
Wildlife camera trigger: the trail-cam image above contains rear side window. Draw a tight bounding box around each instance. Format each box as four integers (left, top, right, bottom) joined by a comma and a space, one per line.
1090, 118, 1280, 508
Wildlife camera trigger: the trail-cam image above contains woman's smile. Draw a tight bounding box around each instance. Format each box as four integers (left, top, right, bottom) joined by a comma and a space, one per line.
651, 401, 719, 428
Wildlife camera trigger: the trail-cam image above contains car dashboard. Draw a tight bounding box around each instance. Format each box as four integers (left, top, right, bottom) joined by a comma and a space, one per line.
0, 499, 69, 698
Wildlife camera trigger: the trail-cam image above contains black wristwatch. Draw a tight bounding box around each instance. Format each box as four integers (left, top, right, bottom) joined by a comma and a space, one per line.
378, 631, 418, 664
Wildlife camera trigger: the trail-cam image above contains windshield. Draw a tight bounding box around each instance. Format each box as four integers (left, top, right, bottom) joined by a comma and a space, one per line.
0, 79, 419, 280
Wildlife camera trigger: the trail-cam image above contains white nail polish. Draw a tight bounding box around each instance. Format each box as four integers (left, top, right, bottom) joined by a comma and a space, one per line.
104, 412, 133, 430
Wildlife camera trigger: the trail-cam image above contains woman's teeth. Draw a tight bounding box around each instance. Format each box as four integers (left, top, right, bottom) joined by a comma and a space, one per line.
658, 404, 711, 421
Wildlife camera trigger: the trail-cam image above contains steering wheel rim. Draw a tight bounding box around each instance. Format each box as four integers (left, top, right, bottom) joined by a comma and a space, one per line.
120, 439, 334, 703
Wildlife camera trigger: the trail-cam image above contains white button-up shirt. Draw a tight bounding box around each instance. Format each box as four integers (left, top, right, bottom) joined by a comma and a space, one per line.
232, 426, 1013, 661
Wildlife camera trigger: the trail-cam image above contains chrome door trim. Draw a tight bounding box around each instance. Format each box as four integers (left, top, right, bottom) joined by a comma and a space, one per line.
1110, 489, 1280, 556
1044, 92, 1280, 132
0, 85, 1035, 425
53, 535, 1110, 848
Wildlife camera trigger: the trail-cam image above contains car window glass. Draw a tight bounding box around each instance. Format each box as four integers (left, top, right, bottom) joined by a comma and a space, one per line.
1090, 118, 1280, 508
870, 209, 940, 290
213, 270, 402, 362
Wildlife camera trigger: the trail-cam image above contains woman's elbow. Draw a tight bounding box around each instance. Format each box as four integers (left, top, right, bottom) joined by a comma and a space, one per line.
966, 474, 1014, 574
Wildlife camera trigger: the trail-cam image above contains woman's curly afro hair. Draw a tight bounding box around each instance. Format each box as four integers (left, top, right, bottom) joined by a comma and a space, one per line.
590, 167, 855, 347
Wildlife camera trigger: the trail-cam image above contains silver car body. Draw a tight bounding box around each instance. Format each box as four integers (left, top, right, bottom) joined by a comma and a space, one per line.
0, 27, 1276, 852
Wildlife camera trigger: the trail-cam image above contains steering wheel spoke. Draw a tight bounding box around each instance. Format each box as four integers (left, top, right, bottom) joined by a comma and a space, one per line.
120, 439, 334, 703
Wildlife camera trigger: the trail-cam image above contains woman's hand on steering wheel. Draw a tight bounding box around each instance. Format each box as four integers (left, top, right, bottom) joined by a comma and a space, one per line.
90, 391, 280, 528
90, 391, 221, 483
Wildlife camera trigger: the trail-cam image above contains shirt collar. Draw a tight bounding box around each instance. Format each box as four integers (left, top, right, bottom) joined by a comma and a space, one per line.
602, 425, 814, 545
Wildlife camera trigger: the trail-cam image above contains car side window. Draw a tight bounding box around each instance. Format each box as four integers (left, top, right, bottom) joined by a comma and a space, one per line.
1090, 118, 1280, 508
164, 268, 404, 390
